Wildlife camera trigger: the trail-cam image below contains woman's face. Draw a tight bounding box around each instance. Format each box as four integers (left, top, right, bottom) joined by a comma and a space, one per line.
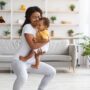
30, 12, 41, 27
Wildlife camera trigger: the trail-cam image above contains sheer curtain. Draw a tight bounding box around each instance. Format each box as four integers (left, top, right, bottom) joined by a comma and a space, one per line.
79, 0, 89, 36
88, 0, 90, 35
79, 0, 89, 65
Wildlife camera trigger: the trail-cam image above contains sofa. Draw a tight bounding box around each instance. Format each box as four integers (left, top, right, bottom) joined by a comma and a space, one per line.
0, 39, 77, 71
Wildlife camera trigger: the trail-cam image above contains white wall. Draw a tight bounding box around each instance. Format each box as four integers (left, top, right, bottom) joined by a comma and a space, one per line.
79, 0, 89, 36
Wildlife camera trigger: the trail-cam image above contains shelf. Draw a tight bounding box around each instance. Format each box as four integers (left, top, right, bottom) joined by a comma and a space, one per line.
12, 36, 21, 39
0, 23, 23, 27
13, 10, 25, 13
7, 23, 79, 27
12, 36, 82, 40
0, 10, 11, 13
0, 23, 11, 26
1, 23, 78, 27
13, 23, 22, 26
50, 23, 79, 27
47, 10, 79, 14
50, 36, 82, 40
0, 36, 11, 39
0, 10, 45, 13
13, 10, 46, 14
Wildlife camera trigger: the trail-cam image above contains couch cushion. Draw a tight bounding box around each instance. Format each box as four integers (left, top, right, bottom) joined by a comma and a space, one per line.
41, 55, 72, 62
0, 55, 14, 62
0, 39, 69, 55
46, 40, 69, 55
0, 39, 21, 55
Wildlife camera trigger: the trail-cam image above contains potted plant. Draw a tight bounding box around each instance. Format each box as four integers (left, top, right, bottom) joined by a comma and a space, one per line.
67, 29, 74, 37
50, 16, 56, 23
50, 30, 54, 37
3, 30, 10, 36
18, 29, 22, 36
69, 4, 75, 11
80, 36, 90, 56
0, 1, 6, 10
80, 36, 90, 67
20, 4, 26, 11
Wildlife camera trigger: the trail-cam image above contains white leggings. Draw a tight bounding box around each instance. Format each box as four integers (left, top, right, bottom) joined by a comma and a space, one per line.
12, 60, 56, 90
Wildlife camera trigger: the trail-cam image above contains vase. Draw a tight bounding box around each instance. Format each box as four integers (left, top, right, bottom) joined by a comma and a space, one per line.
69, 33, 74, 37
50, 31, 54, 37
86, 56, 90, 68
0, 5, 4, 10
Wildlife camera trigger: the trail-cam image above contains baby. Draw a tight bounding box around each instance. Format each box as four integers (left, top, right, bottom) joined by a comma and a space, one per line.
19, 17, 50, 69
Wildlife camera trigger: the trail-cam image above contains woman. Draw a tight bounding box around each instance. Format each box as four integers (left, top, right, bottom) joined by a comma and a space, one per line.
12, 6, 56, 90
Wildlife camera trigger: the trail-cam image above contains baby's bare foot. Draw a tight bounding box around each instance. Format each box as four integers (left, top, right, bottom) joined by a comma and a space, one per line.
31, 65, 39, 69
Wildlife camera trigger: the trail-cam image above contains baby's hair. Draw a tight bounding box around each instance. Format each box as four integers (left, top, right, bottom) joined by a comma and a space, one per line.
39, 17, 50, 28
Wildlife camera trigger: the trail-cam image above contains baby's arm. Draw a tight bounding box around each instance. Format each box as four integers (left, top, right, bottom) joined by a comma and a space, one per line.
19, 50, 34, 61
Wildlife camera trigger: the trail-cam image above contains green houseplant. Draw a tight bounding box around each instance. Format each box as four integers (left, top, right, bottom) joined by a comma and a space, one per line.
69, 4, 75, 11
50, 16, 56, 23
80, 36, 90, 67
18, 29, 22, 36
0, 1, 6, 10
80, 36, 90, 56
3, 30, 10, 36
67, 29, 74, 36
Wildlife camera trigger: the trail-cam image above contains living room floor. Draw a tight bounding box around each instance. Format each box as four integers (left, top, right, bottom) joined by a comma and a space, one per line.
0, 67, 90, 90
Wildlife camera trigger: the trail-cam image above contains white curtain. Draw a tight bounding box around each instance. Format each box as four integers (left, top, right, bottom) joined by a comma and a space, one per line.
79, 0, 89, 36
88, 0, 90, 35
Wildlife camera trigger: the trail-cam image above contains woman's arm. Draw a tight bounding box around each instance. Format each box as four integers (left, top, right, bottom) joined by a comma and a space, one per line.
24, 33, 49, 49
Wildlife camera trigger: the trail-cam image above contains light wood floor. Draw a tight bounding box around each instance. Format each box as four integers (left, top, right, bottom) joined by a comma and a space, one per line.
0, 67, 90, 90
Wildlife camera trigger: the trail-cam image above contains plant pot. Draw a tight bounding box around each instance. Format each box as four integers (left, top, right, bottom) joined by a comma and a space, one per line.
50, 31, 54, 37
0, 5, 5, 10
70, 8, 75, 11
86, 56, 90, 68
68, 33, 74, 37
51, 20, 55, 24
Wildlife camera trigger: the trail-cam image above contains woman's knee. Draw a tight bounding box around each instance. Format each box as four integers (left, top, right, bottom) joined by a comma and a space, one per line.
11, 60, 27, 74
48, 67, 56, 77
11, 60, 19, 70
11, 60, 17, 72
18, 74, 28, 83
51, 67, 56, 76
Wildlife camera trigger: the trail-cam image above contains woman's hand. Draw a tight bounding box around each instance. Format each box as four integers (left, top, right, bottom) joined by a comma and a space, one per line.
33, 37, 37, 43
35, 48, 45, 57
19, 56, 27, 62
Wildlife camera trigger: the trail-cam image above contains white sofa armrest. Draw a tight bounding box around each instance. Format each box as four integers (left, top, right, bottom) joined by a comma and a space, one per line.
69, 44, 77, 70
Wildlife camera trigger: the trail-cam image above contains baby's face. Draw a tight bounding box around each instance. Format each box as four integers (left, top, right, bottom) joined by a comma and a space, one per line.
37, 20, 46, 31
